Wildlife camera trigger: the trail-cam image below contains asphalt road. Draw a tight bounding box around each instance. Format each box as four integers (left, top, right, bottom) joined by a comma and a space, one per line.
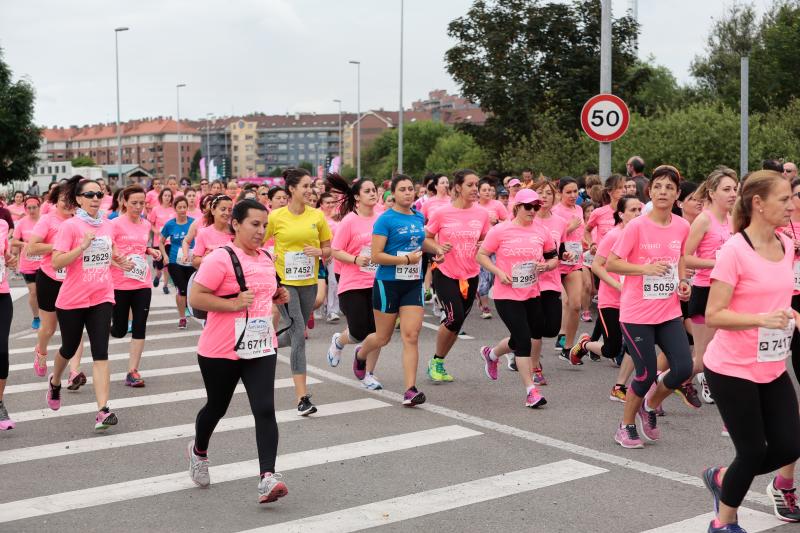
0, 279, 791, 533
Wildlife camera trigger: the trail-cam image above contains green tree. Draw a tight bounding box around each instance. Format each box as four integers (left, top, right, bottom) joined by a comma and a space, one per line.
425, 131, 488, 175
339, 165, 357, 181
298, 161, 314, 173
189, 149, 202, 179
269, 166, 285, 177
623, 59, 686, 115
70, 155, 96, 167
363, 121, 452, 179
0, 46, 41, 185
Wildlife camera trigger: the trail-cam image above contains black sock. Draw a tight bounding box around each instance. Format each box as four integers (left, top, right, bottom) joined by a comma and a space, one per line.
408, 386, 418, 392
433, 355, 445, 360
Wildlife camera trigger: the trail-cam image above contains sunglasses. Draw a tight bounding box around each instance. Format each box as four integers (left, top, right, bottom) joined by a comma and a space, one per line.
259, 192, 269, 196
521, 202, 541, 211
79, 191, 104, 200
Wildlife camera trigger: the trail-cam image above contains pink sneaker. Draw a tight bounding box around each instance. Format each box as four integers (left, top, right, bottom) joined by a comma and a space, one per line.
525, 387, 547, 408
66, 370, 87, 391
46, 374, 61, 411
33, 348, 47, 377
480, 346, 498, 381
0, 401, 15, 431
614, 423, 644, 449
636, 402, 661, 441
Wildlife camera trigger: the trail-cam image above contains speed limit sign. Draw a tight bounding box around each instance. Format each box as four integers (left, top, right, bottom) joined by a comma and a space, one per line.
581, 94, 630, 142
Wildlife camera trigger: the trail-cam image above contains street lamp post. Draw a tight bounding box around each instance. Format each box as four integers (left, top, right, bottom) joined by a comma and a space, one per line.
398, 0, 404, 174
349, 60, 361, 179
206, 113, 213, 179
176, 83, 186, 183
333, 99, 342, 159
114, 27, 129, 184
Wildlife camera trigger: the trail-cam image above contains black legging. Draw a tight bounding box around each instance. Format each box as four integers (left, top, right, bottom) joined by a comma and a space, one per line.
705, 368, 800, 508
338, 287, 375, 342
111, 288, 151, 340
495, 297, 543, 358
0, 293, 12, 379
620, 318, 692, 397
195, 354, 278, 474
598, 307, 623, 359
56, 302, 113, 361
540, 290, 562, 338
431, 269, 478, 333
790, 293, 800, 380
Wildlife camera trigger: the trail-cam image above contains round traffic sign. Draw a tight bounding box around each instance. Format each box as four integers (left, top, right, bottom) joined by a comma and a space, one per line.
580, 94, 630, 143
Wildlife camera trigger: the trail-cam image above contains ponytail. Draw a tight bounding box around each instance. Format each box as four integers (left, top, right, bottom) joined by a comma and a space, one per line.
732, 170, 783, 233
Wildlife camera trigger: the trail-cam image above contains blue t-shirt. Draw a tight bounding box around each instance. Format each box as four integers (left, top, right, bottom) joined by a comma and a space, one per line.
373, 208, 426, 281
161, 217, 194, 263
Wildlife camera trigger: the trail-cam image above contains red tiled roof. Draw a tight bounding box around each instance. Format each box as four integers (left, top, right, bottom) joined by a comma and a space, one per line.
42, 119, 199, 142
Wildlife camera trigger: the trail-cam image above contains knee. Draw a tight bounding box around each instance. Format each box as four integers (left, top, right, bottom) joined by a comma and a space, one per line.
400, 329, 420, 345
666, 359, 693, 387
110, 322, 127, 339
444, 309, 465, 333
567, 298, 581, 313
769, 439, 800, 467
512, 339, 532, 358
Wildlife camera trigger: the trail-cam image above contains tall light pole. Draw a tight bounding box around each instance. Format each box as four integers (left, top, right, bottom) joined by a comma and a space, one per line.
176, 83, 186, 183
333, 99, 342, 159
206, 113, 213, 179
349, 60, 361, 179
598, 0, 612, 181
398, 0, 405, 174
740, 56, 749, 177
114, 26, 129, 183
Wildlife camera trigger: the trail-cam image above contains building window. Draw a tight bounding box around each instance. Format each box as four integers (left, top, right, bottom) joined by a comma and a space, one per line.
233, 135, 239, 141
234, 156, 239, 162
245, 135, 253, 140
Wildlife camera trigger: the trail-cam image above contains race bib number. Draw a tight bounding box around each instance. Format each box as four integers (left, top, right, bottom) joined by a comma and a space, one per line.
643, 265, 677, 300
124, 254, 148, 282
562, 241, 582, 266
793, 261, 800, 292
284, 251, 314, 281
395, 250, 421, 280
82, 236, 111, 270
0, 257, 5, 283
757, 319, 794, 362
235, 317, 276, 359
25, 249, 42, 262
511, 261, 537, 289
55, 266, 67, 280
583, 251, 594, 267
176, 247, 193, 266
359, 245, 377, 273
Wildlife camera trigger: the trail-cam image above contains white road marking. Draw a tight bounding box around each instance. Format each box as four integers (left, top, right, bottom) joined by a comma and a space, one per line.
641, 507, 786, 532
17, 318, 189, 339
4, 364, 200, 394
8, 346, 195, 373
9, 330, 200, 355
421, 321, 474, 340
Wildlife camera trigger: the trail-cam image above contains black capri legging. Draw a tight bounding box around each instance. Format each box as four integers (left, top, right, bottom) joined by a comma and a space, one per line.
167, 263, 195, 296
432, 269, 478, 333
621, 318, 693, 397
791, 293, 800, 380
153, 243, 171, 270
705, 368, 800, 508
36, 269, 62, 313
495, 297, 543, 358
338, 287, 376, 342
540, 290, 562, 338
56, 302, 113, 361
598, 307, 624, 359
0, 293, 12, 379
195, 354, 278, 474
111, 288, 151, 340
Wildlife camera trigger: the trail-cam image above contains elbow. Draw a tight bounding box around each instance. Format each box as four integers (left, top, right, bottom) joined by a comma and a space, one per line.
705, 309, 721, 329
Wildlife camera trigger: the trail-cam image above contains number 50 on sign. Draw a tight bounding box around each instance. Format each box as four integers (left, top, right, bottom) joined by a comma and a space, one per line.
581, 94, 630, 143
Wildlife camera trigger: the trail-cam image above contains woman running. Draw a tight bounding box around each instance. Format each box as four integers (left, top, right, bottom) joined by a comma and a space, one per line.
476, 177, 508, 319
354, 175, 444, 407
319, 192, 341, 323
145, 177, 163, 214
266, 168, 331, 416
7, 190, 26, 222
477, 188, 558, 408
191, 195, 233, 268
180, 193, 214, 262
149, 187, 175, 294
0, 218, 18, 430
606, 165, 693, 449
110, 185, 161, 387
702, 170, 800, 531
185, 187, 202, 221
161, 196, 196, 328
685, 167, 738, 406
28, 183, 87, 389
421, 174, 451, 302
579, 200, 596, 323
186, 199, 289, 503
327, 176, 383, 389
49, 177, 132, 431
424, 169, 490, 383
11, 197, 43, 329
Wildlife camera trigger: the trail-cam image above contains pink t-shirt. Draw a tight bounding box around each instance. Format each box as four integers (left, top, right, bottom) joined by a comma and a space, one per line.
596, 226, 623, 309
31, 212, 71, 281
481, 220, 555, 301
194, 225, 233, 258
0, 220, 9, 293
40, 202, 52, 216
100, 194, 113, 213
110, 215, 152, 291
148, 205, 175, 246
426, 204, 490, 280
704, 233, 794, 383
332, 211, 380, 294
421, 196, 450, 221
145, 190, 160, 210
195, 244, 278, 360
612, 214, 690, 324
52, 217, 115, 309
13, 216, 43, 274
7, 203, 25, 221
477, 199, 508, 224
692, 211, 733, 287
552, 202, 585, 272
188, 208, 203, 221
536, 214, 568, 292
587, 204, 615, 245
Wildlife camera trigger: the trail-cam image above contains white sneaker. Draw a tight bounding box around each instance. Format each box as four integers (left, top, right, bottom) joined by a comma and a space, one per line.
326, 312, 340, 324
327, 332, 342, 367
361, 373, 383, 390
696, 372, 714, 404
186, 440, 210, 487
505, 353, 517, 371
258, 473, 288, 504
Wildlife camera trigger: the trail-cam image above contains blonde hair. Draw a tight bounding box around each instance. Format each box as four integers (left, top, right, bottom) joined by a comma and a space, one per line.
695, 166, 738, 204
732, 170, 784, 232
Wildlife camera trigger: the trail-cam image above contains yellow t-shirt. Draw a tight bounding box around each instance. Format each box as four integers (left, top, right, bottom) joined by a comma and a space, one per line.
266, 206, 332, 286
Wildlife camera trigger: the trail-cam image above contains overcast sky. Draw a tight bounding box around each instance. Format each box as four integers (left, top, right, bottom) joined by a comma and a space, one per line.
0, 0, 775, 127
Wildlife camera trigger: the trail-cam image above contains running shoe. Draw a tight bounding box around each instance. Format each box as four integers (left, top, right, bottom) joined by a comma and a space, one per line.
352, 349, 367, 380
721, 425, 729, 437
707, 521, 746, 532
432, 295, 442, 318
427, 357, 454, 383
307, 315, 315, 330
127, 320, 133, 334
480, 306, 492, 319
636, 402, 661, 441
66, 370, 87, 391
480, 346, 498, 381
767, 478, 800, 522
580, 310, 592, 322
424, 288, 433, 302
153, 276, 160, 287
33, 348, 47, 377
31, 317, 40, 330
506, 353, 517, 372
0, 401, 16, 431
178, 317, 187, 329
46, 374, 61, 410
186, 440, 210, 487
402, 387, 426, 406
674, 381, 702, 409
125, 369, 145, 388
326, 312, 340, 324
702, 466, 723, 514
554, 334, 566, 351
185, 308, 191, 317
327, 332, 343, 367
614, 423, 644, 449
94, 406, 118, 432
258, 473, 288, 504
610, 384, 627, 403
361, 373, 383, 390
533, 367, 547, 386
570, 333, 590, 361
394, 317, 400, 330
558, 347, 584, 366
525, 388, 547, 408
696, 372, 714, 404
162, 284, 170, 295
297, 395, 317, 416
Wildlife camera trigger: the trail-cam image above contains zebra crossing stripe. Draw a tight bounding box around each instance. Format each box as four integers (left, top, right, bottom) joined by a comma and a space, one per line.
8, 346, 194, 373
9, 330, 200, 355
640, 507, 786, 532
4, 364, 199, 394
